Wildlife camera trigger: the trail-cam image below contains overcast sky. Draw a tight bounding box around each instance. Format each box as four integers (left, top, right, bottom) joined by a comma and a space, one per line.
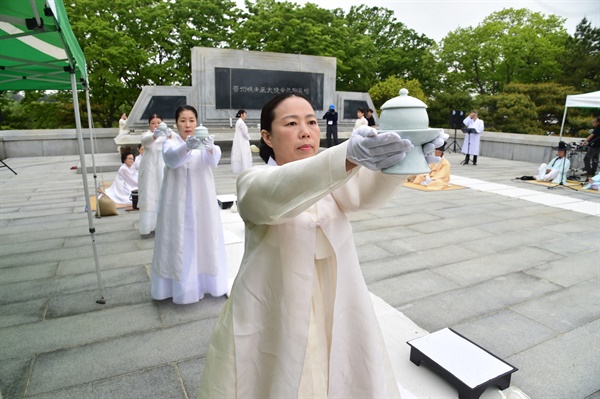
236, 0, 600, 42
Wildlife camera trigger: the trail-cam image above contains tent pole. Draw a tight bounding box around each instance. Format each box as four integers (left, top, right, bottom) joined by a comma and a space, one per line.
71, 72, 106, 305
84, 84, 102, 218
558, 105, 568, 141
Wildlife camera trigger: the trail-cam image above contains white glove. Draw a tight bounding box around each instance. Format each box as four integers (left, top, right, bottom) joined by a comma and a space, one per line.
153, 128, 164, 139
186, 136, 201, 150
346, 126, 413, 171
424, 129, 450, 164
165, 127, 175, 138
203, 135, 215, 151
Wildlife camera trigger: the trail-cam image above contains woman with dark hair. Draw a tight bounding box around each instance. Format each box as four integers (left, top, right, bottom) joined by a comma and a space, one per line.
199, 93, 447, 397
231, 109, 252, 174
138, 114, 172, 235
102, 151, 138, 205
151, 105, 227, 305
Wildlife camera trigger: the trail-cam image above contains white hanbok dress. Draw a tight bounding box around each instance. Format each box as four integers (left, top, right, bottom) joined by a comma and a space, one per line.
138, 131, 169, 235
103, 163, 138, 205
198, 142, 401, 398
151, 134, 227, 304
231, 117, 252, 174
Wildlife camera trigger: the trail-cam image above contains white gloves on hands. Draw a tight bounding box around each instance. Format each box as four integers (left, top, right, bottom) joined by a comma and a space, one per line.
186, 136, 201, 150
424, 129, 450, 164
153, 128, 165, 139
346, 126, 413, 171
203, 135, 215, 151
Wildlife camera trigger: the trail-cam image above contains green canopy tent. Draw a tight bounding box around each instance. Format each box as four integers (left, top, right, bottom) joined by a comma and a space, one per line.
0, 0, 106, 304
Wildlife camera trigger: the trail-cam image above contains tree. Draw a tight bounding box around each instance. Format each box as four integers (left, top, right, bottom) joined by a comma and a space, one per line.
559, 18, 600, 92
368, 76, 426, 111
65, 0, 241, 127
437, 8, 569, 96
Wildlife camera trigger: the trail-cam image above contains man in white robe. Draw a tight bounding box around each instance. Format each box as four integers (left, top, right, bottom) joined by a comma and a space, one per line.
461, 110, 484, 165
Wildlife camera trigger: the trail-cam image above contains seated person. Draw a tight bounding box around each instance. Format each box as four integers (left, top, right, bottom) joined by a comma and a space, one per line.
100, 151, 138, 204
406, 145, 450, 190
517, 141, 570, 184
583, 172, 600, 191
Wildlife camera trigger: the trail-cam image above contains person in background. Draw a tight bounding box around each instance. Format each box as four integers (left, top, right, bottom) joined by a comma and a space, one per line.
133, 143, 143, 171
198, 92, 447, 397
118, 113, 128, 135
138, 114, 172, 236
583, 171, 600, 191
151, 105, 227, 305
517, 141, 570, 184
231, 109, 253, 174
582, 116, 600, 177
101, 151, 138, 205
322, 104, 339, 147
461, 110, 484, 165
354, 107, 368, 130
365, 108, 376, 127
406, 144, 450, 190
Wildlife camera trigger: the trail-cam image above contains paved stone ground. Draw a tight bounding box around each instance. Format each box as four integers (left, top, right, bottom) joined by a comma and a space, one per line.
0, 151, 598, 399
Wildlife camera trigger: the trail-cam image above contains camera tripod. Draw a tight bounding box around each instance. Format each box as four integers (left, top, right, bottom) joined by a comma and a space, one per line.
446, 128, 462, 153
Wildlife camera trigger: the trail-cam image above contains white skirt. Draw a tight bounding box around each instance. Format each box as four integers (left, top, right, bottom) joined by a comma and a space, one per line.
151, 267, 227, 305
139, 210, 158, 235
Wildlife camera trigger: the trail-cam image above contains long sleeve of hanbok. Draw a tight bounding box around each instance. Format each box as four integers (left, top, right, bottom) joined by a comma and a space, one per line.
237, 142, 353, 226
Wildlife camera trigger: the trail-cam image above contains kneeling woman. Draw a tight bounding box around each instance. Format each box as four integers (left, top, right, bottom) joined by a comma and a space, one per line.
199, 93, 445, 397
151, 105, 227, 304
102, 151, 138, 205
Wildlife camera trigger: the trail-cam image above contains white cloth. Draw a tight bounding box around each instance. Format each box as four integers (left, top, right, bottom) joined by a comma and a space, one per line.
354, 116, 368, 130
231, 118, 252, 174
583, 172, 600, 190
198, 142, 402, 398
103, 163, 138, 205
151, 134, 227, 304
461, 116, 484, 155
138, 130, 168, 234
118, 117, 128, 136
133, 154, 141, 171
536, 156, 570, 184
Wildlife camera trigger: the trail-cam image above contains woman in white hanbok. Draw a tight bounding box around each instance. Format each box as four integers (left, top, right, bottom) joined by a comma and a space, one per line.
102, 151, 138, 205
231, 109, 252, 174
151, 105, 227, 305
198, 93, 447, 398
138, 114, 172, 235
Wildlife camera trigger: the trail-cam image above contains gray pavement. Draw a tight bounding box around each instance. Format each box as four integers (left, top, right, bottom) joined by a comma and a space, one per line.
0, 151, 599, 399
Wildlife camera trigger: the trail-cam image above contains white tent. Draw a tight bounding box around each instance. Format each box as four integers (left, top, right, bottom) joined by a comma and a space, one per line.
559, 91, 600, 139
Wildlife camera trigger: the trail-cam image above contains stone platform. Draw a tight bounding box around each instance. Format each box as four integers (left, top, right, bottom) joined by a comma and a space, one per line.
0, 152, 598, 398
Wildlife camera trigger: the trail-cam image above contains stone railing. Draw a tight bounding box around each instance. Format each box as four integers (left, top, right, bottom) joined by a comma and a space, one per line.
1, 126, 582, 165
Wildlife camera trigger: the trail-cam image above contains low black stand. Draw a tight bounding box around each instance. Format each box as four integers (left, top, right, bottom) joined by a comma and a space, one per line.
1, 160, 17, 175
447, 128, 462, 153
407, 328, 518, 399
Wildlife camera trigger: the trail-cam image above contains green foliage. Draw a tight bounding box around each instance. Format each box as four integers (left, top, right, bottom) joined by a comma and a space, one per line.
7, 2, 592, 137
368, 76, 426, 111
64, 0, 241, 127
558, 18, 600, 92
427, 92, 474, 129
480, 92, 542, 134
437, 8, 569, 95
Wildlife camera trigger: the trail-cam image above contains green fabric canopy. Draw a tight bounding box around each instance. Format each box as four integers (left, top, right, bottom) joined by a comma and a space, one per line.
0, 0, 87, 91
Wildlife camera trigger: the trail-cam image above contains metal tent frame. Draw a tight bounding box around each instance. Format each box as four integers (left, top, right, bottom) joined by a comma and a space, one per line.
0, 0, 106, 304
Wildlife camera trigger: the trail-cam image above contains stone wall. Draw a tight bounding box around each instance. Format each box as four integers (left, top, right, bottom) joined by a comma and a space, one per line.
1, 127, 581, 165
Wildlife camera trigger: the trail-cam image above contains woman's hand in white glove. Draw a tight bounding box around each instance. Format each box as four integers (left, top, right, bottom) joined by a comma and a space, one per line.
423, 129, 450, 164
346, 126, 413, 171
203, 135, 215, 151
153, 128, 165, 139
186, 136, 201, 150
